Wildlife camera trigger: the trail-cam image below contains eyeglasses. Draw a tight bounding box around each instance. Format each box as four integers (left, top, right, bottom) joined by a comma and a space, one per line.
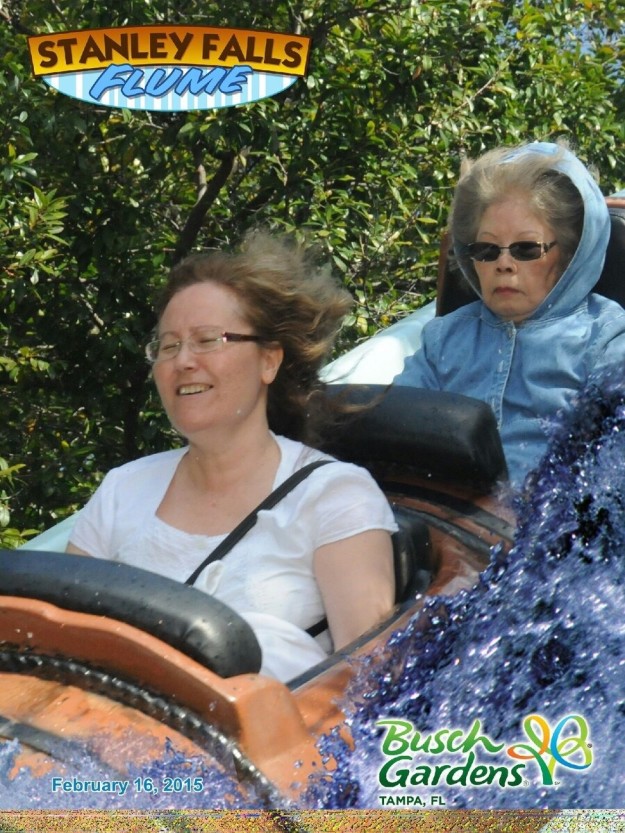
466, 240, 558, 262
145, 326, 264, 364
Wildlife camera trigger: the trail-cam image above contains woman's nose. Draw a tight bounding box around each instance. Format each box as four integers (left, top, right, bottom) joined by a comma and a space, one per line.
173, 340, 199, 367
495, 251, 516, 271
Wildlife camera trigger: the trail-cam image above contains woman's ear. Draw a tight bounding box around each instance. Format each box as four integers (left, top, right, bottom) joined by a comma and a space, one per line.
261, 343, 284, 384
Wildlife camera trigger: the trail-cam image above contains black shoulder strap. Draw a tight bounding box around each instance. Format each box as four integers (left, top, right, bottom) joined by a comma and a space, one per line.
305, 615, 328, 638
185, 459, 331, 586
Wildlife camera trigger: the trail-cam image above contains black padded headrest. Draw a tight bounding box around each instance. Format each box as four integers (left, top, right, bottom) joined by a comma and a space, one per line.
436, 230, 472, 317
0, 550, 262, 677
436, 202, 625, 317
325, 384, 508, 493
595, 204, 625, 307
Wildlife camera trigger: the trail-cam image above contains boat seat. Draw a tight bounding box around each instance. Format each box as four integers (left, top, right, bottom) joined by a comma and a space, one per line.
392, 504, 433, 602
436, 200, 625, 316
596, 201, 625, 307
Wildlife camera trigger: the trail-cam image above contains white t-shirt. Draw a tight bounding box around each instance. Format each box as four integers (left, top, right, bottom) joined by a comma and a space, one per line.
69, 434, 397, 681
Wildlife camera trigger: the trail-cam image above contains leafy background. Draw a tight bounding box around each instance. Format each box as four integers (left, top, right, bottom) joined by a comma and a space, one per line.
1, 0, 624, 543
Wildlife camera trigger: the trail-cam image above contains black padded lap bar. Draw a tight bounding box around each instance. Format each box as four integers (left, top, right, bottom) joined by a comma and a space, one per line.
325, 384, 508, 492
0, 550, 261, 677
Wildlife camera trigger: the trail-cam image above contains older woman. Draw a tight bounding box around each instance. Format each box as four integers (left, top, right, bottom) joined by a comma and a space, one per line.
394, 141, 625, 487
67, 232, 396, 682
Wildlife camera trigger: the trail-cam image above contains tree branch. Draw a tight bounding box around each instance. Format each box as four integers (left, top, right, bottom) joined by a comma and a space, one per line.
171, 150, 236, 264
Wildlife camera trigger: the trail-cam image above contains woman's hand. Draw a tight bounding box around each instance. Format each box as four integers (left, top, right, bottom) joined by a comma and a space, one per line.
313, 529, 395, 650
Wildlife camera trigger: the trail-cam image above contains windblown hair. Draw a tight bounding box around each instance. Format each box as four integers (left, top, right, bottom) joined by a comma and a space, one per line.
451, 142, 585, 275
155, 231, 354, 443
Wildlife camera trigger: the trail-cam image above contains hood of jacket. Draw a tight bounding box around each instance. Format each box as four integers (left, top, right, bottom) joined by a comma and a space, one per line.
453, 142, 610, 324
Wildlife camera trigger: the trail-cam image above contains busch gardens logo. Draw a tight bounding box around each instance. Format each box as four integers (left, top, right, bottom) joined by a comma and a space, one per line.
376, 714, 592, 796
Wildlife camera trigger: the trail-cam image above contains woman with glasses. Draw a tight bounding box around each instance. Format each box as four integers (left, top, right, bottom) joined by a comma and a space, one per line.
394, 141, 625, 487
66, 232, 396, 682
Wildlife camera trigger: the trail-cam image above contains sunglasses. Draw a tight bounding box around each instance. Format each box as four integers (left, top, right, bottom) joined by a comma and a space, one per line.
466, 240, 558, 262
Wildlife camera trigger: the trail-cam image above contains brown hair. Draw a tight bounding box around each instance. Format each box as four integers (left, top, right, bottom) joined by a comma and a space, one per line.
156, 231, 354, 443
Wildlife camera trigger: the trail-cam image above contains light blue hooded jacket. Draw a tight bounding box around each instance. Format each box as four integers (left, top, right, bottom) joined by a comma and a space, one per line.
394, 143, 625, 487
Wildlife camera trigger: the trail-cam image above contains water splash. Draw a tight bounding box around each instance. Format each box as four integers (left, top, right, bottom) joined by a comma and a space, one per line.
303, 365, 625, 808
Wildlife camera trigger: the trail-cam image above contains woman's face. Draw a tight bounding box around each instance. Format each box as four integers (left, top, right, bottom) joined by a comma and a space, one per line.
472, 192, 563, 323
152, 281, 283, 441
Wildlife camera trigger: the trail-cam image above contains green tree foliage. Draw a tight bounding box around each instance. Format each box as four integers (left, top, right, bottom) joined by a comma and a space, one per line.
1, 0, 624, 540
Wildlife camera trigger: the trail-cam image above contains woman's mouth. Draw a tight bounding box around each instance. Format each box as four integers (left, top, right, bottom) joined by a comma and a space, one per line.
177, 384, 213, 396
